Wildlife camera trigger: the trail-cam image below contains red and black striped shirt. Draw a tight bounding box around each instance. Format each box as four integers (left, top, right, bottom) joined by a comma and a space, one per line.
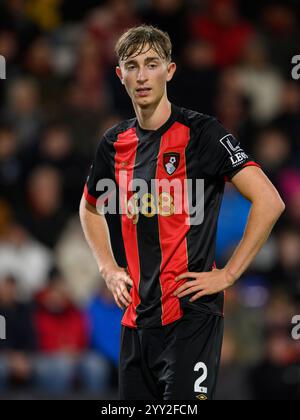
84, 104, 260, 329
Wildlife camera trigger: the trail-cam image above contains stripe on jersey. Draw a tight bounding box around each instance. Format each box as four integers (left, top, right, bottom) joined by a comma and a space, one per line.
155, 122, 190, 325
241, 161, 261, 169
114, 128, 141, 328
134, 137, 164, 327
84, 184, 97, 207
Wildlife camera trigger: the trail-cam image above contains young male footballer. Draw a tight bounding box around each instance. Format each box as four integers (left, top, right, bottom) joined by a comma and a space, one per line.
80, 25, 285, 400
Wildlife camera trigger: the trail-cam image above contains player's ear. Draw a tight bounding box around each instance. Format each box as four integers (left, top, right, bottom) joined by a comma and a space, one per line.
166, 62, 176, 82
116, 66, 124, 85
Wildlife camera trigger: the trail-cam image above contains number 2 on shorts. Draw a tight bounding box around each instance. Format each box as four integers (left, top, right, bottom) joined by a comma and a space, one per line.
194, 362, 208, 394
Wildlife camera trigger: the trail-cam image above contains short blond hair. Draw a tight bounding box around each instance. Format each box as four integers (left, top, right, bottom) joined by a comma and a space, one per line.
115, 24, 172, 63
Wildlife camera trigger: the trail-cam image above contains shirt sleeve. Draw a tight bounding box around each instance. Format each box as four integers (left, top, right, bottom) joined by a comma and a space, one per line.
84, 135, 113, 207
200, 118, 261, 181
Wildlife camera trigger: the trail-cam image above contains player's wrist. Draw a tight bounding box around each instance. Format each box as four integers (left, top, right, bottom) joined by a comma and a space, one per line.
223, 267, 238, 287
99, 262, 119, 281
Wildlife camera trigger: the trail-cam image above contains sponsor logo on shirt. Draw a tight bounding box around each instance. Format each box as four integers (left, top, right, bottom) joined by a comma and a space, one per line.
219, 134, 248, 167
219, 134, 242, 155
230, 151, 248, 167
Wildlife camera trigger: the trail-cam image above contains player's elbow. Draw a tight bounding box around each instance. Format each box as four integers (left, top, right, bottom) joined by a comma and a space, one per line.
265, 193, 286, 221
276, 197, 286, 215
252, 188, 285, 223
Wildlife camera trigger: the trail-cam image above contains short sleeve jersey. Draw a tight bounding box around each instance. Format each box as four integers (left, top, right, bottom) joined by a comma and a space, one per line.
85, 104, 260, 328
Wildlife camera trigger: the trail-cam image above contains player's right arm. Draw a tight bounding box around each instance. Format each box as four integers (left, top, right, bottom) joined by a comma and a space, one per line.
79, 197, 132, 309
79, 134, 132, 309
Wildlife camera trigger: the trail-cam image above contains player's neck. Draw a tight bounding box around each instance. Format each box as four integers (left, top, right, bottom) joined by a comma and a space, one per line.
133, 97, 172, 131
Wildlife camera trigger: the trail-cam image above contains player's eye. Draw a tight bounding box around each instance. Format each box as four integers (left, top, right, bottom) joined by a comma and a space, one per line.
126, 65, 136, 71
148, 64, 158, 69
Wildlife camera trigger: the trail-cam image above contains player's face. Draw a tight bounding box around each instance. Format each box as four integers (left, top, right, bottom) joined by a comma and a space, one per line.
116, 47, 176, 108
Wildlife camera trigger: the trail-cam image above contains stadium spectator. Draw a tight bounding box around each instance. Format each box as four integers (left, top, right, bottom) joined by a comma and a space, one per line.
86, 282, 123, 366
0, 124, 24, 206
2, 78, 44, 149
0, 222, 53, 300
34, 268, 110, 396
0, 275, 36, 393
17, 166, 69, 249
191, 0, 254, 67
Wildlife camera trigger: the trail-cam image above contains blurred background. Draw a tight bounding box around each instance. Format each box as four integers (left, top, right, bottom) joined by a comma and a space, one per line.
0, 0, 300, 400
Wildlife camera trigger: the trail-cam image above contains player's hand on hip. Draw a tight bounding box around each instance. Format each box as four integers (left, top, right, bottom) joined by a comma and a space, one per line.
101, 266, 133, 309
173, 268, 234, 302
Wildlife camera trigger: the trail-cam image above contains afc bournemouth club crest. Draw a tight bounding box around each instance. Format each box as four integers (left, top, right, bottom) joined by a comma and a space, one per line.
163, 153, 180, 175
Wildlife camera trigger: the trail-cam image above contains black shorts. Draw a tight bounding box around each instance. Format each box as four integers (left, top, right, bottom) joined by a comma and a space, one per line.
119, 308, 224, 400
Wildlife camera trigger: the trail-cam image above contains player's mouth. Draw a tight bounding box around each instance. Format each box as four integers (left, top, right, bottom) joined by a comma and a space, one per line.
136, 87, 152, 97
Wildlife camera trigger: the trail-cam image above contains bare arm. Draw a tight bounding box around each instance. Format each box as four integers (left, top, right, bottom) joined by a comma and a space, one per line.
174, 166, 285, 301
79, 196, 132, 309
223, 166, 285, 282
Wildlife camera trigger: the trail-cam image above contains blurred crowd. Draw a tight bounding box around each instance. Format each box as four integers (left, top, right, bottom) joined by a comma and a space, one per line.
0, 0, 300, 400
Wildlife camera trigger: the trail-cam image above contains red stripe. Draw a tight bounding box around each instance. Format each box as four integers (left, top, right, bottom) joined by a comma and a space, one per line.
114, 128, 140, 328
84, 184, 97, 207
225, 161, 261, 183
242, 161, 261, 169
84, 183, 111, 208
155, 122, 190, 326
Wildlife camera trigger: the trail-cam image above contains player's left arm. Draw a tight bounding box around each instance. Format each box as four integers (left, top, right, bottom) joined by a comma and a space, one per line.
174, 166, 285, 301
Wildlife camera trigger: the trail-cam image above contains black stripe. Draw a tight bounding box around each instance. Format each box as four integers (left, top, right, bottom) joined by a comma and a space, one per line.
133, 133, 163, 328
184, 114, 225, 315
105, 132, 128, 268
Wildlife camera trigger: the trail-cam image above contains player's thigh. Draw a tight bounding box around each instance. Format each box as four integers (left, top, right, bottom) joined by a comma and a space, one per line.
164, 312, 224, 401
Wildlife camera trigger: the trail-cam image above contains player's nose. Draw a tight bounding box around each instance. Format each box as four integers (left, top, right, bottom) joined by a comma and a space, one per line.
137, 67, 148, 83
